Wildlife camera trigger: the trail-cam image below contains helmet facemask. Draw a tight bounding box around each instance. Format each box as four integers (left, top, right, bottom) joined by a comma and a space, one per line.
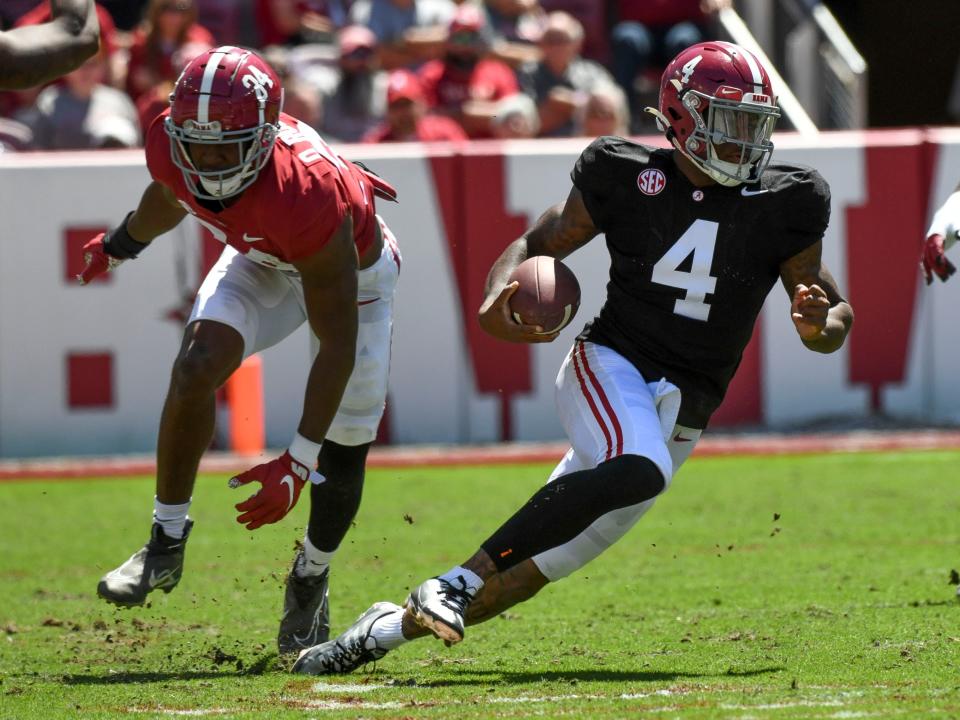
679, 88, 780, 187
165, 116, 279, 200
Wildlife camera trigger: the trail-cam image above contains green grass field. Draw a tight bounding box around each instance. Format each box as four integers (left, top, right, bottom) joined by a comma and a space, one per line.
1, 450, 959, 719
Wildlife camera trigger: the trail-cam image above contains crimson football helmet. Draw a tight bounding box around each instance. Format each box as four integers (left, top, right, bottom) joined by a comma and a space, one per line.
165, 46, 283, 200
646, 41, 780, 187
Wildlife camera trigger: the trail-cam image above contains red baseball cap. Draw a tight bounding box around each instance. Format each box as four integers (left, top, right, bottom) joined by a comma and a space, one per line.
449, 4, 485, 34
339, 25, 377, 56
387, 70, 425, 105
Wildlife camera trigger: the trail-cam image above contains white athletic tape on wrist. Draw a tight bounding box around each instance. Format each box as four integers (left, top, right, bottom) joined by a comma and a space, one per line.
288, 433, 326, 484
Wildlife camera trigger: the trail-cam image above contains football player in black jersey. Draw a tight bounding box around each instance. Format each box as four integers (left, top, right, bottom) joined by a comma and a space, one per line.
292, 41, 855, 674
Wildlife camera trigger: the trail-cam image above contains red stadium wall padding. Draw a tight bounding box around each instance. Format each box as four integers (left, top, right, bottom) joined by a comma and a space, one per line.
845, 142, 932, 411
4, 131, 960, 457
433, 151, 534, 440
710, 318, 763, 427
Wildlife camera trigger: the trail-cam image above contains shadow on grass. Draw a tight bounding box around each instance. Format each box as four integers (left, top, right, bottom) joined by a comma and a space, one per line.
61, 652, 278, 685
415, 666, 782, 687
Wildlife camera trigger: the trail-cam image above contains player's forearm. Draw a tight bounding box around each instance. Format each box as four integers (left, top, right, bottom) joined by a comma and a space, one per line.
126, 182, 187, 245
298, 335, 356, 444
0, 0, 100, 90
802, 301, 853, 354
484, 205, 567, 296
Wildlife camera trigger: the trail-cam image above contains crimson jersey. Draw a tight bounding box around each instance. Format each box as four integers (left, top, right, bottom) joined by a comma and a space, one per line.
145, 110, 380, 273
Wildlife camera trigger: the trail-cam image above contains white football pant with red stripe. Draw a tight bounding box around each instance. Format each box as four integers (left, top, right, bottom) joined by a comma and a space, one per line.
532, 340, 701, 581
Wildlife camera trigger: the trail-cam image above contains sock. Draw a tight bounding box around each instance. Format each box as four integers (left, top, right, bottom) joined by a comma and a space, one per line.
439, 566, 484, 594
153, 498, 191, 539
369, 608, 409, 650
296, 534, 335, 578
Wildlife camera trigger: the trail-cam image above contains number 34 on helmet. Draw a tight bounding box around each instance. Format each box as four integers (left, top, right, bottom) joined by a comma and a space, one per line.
645, 41, 781, 187
165, 46, 284, 200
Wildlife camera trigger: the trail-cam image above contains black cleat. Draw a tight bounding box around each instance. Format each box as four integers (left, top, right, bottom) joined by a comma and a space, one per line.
278, 550, 330, 657
97, 520, 193, 607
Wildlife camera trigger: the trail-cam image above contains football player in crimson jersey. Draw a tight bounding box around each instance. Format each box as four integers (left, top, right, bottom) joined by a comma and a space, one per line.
921, 183, 959, 284
293, 41, 855, 675
77, 46, 403, 659
0, 0, 99, 90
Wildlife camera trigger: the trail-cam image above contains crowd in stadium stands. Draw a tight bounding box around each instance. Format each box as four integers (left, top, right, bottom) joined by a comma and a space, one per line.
0, 0, 727, 151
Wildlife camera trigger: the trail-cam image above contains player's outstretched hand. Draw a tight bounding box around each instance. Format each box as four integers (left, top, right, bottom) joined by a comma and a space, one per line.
921, 233, 956, 285
478, 282, 560, 344
229, 451, 322, 530
77, 233, 125, 284
791, 283, 830, 342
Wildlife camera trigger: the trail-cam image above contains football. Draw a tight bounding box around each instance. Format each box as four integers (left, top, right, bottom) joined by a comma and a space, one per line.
508, 256, 581, 334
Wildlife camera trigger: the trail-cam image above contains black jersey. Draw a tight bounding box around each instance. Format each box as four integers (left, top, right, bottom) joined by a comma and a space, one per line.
571, 136, 831, 429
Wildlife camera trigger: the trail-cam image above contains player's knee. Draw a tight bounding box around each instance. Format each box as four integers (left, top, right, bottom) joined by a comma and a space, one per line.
170, 343, 236, 396
603, 454, 666, 503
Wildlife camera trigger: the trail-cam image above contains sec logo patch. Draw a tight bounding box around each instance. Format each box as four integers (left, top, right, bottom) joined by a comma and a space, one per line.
637, 168, 666, 196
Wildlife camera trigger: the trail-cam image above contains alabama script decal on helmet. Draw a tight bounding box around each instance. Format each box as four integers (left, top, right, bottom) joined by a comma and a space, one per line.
165, 46, 284, 200
645, 41, 781, 187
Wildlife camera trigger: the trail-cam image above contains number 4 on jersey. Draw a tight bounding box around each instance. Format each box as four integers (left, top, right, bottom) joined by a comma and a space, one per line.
651, 219, 719, 321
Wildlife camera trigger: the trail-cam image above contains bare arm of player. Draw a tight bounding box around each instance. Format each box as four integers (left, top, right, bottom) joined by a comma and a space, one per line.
0, 0, 100, 90
292, 214, 359, 445
77, 181, 187, 284
478, 186, 599, 344
126, 181, 188, 244
779, 241, 854, 353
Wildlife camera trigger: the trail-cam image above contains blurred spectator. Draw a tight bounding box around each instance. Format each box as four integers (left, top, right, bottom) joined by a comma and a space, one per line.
574, 82, 629, 137
362, 68, 466, 141
134, 39, 212, 135
285, 77, 325, 130
20, 52, 140, 149
1, 1, 42, 29
126, 0, 215, 103
0, 118, 33, 153
320, 24, 388, 142
255, 0, 350, 47
98, 0, 150, 30
539, 0, 607, 62
517, 11, 613, 137
483, 0, 544, 68
418, 4, 518, 137
489, 91, 539, 138
611, 0, 729, 127
349, 0, 456, 70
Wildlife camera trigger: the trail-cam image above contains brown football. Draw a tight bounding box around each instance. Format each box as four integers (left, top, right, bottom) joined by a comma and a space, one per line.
508, 256, 581, 334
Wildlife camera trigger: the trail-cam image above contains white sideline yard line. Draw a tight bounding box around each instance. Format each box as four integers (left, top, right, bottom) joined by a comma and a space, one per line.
311, 681, 387, 693
2, 430, 960, 481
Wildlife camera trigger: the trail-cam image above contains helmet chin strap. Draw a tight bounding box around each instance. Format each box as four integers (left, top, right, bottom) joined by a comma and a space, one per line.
645, 106, 745, 187
199, 172, 244, 197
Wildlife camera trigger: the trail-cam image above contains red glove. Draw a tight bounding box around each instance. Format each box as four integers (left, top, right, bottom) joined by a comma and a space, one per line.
229, 451, 324, 530
921, 234, 957, 285
76, 213, 145, 285
77, 233, 125, 285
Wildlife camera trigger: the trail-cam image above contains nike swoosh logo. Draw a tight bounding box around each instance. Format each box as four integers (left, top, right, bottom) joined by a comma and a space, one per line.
281, 475, 295, 511
358, 297, 380, 306
243, 233, 264, 242
740, 187, 768, 196
673, 432, 693, 442
148, 569, 177, 589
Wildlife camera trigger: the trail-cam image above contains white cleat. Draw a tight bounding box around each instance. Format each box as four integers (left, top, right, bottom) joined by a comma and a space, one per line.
405, 576, 478, 645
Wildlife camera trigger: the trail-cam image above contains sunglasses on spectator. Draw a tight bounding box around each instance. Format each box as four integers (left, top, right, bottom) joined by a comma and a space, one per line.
161, 2, 192, 12
449, 32, 482, 46
343, 46, 375, 60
